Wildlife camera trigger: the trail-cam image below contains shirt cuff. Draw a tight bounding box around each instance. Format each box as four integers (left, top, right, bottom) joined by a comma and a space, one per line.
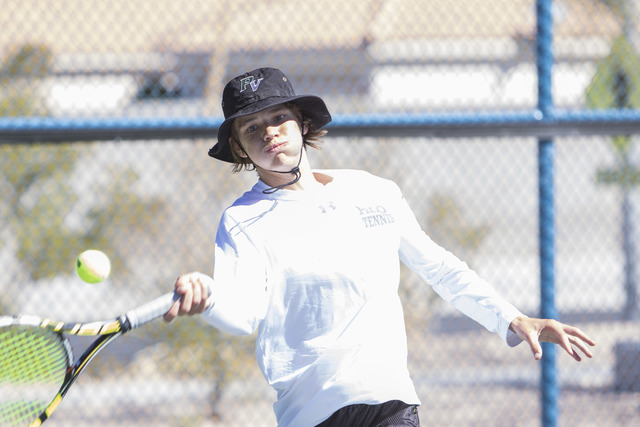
504, 313, 525, 347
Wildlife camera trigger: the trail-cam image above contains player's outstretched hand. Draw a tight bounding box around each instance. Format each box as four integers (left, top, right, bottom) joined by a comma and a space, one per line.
509, 316, 596, 362
163, 272, 213, 322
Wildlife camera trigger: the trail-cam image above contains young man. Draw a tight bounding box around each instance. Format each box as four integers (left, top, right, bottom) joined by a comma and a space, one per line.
163, 67, 595, 427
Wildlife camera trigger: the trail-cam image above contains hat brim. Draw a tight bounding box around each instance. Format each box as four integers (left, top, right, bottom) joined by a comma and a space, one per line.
208, 95, 332, 163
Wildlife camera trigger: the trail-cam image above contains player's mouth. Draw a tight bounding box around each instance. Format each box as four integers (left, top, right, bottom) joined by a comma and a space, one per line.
266, 141, 287, 154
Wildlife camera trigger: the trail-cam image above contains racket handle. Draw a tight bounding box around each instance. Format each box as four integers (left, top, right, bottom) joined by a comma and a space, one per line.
123, 281, 213, 330
124, 291, 181, 330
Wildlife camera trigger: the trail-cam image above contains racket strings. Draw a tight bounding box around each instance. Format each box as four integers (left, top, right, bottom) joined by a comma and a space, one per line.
0, 325, 71, 426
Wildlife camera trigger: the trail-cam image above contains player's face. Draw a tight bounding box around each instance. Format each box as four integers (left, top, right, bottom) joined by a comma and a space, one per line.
231, 104, 307, 173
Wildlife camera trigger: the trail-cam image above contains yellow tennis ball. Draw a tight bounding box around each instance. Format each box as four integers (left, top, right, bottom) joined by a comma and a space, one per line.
76, 250, 111, 284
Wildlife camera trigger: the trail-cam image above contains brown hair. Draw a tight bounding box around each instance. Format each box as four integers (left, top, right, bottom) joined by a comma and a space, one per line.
228, 102, 327, 173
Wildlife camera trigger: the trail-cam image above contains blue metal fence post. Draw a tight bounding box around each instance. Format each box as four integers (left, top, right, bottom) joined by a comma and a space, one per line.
536, 1, 558, 427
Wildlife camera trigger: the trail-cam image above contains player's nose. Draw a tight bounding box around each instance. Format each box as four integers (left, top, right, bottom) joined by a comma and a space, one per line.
264, 125, 279, 141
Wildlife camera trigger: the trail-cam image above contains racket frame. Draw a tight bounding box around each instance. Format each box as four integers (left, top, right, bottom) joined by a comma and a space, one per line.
1, 290, 185, 426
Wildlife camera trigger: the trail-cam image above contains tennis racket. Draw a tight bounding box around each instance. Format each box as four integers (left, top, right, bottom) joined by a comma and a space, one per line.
0, 289, 197, 426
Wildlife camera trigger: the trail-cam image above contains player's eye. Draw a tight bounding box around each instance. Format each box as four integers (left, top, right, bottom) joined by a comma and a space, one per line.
272, 112, 290, 124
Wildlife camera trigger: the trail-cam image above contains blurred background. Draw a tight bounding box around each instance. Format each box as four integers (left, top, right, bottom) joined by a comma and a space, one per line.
1, 0, 639, 426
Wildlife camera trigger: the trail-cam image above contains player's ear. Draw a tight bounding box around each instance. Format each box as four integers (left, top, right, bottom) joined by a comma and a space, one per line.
302, 123, 309, 136
230, 137, 248, 159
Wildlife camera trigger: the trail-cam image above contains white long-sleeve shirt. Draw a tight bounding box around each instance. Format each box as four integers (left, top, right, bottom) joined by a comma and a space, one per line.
203, 169, 523, 426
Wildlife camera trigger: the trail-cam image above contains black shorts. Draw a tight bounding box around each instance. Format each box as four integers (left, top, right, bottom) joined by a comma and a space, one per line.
316, 400, 420, 427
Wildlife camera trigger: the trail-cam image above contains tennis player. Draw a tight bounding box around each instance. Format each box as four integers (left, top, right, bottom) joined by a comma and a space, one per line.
164, 67, 595, 427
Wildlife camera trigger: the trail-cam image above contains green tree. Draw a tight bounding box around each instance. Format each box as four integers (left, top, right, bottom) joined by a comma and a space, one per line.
586, 34, 640, 319
0, 45, 165, 284
0, 44, 51, 117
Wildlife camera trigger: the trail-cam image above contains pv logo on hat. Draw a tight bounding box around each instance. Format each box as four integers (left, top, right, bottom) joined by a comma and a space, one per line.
239, 76, 264, 92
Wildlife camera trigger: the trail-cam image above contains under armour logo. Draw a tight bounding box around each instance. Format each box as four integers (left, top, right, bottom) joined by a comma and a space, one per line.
239, 76, 264, 92
319, 202, 337, 214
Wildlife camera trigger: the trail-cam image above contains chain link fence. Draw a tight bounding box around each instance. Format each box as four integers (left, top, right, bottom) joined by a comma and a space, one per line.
1, 1, 640, 426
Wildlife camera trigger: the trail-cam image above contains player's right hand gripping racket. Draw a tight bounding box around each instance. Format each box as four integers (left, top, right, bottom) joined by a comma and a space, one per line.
0, 288, 202, 426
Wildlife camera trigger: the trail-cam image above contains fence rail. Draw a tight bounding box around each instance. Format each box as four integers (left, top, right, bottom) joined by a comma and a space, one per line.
3, 109, 640, 143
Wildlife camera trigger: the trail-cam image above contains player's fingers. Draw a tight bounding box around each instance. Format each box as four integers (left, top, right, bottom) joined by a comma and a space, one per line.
179, 278, 194, 315
164, 275, 190, 322
555, 329, 578, 360
191, 275, 203, 309
190, 274, 211, 315
197, 275, 212, 312
193, 273, 213, 311
163, 300, 180, 322
540, 323, 585, 362
174, 274, 191, 294
528, 333, 543, 360
564, 340, 582, 362
508, 317, 542, 360
575, 338, 594, 358
567, 333, 594, 359
517, 326, 543, 360
549, 322, 596, 360
168, 272, 213, 318
566, 326, 596, 347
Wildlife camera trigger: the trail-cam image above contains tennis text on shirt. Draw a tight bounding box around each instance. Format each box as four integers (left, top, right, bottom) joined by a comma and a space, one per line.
357, 205, 395, 228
